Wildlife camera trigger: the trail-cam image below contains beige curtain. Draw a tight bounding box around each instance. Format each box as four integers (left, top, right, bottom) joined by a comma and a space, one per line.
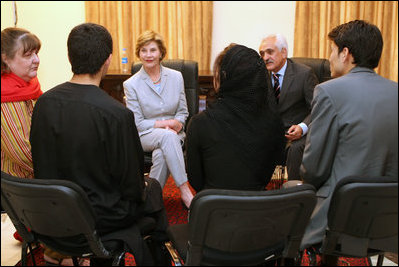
294, 1, 398, 82
85, 1, 213, 73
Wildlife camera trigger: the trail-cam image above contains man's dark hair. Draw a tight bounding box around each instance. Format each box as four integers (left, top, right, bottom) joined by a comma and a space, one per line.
67, 23, 113, 75
328, 20, 383, 69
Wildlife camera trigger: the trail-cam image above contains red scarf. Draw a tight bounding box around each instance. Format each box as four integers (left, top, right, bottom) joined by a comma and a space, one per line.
1, 72, 43, 102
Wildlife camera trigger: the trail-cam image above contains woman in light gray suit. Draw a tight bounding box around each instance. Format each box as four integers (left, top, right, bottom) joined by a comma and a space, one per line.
123, 30, 194, 208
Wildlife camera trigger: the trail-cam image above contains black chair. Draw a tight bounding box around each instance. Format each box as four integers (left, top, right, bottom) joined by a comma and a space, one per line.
131, 59, 200, 173
290, 57, 331, 83
164, 184, 317, 266
1, 171, 157, 266
319, 176, 398, 266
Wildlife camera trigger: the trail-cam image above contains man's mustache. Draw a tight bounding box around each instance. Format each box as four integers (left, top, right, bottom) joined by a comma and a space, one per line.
265, 59, 274, 64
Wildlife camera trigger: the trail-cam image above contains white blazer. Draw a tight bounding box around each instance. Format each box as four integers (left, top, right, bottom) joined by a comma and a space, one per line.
123, 65, 189, 136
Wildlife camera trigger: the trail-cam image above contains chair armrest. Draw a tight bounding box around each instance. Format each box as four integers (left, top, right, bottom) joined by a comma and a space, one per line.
282, 180, 303, 189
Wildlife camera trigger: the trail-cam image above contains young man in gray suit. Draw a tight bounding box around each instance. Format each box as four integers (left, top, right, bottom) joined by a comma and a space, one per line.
300, 20, 398, 264
259, 34, 318, 181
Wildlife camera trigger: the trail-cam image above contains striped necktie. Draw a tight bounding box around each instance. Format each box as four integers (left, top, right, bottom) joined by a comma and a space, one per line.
273, 73, 280, 103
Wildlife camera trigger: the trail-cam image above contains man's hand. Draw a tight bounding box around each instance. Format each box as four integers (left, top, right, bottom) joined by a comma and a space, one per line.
285, 125, 303, 141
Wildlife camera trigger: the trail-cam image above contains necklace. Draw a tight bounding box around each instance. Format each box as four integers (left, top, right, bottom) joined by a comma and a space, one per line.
153, 69, 162, 84
153, 75, 161, 84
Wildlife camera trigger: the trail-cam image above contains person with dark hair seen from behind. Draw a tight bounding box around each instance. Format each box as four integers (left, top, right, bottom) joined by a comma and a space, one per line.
300, 20, 398, 265
30, 23, 169, 266
1, 27, 81, 266
123, 30, 194, 209
186, 44, 286, 192
259, 34, 318, 181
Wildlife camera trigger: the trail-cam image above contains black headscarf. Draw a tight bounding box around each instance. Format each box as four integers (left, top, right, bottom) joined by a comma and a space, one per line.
205, 44, 285, 177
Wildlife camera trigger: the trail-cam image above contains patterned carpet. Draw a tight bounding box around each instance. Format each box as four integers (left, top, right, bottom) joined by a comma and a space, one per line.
162, 176, 192, 225
16, 176, 370, 266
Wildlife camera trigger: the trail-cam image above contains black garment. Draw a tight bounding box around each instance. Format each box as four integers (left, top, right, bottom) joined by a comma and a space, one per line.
30, 82, 168, 265
286, 137, 306, 180
186, 45, 285, 192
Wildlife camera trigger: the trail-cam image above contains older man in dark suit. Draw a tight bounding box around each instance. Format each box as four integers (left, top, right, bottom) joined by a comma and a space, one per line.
259, 34, 318, 181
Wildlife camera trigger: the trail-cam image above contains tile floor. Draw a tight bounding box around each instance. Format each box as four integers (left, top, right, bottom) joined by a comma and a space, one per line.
2, 213, 397, 266
1, 213, 22, 266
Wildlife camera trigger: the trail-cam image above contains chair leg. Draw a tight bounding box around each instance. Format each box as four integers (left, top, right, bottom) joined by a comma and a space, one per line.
111, 251, 125, 266
376, 254, 384, 266
72, 257, 80, 266
27, 242, 36, 266
284, 254, 303, 266
20, 241, 37, 266
164, 241, 183, 266
280, 251, 303, 266
321, 254, 338, 266
21, 241, 28, 266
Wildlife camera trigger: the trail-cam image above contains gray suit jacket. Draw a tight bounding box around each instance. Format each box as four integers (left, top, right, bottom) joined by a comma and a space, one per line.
300, 66, 398, 249
278, 58, 318, 130
123, 65, 189, 137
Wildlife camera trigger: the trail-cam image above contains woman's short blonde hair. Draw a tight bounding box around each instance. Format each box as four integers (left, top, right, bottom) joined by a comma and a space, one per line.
135, 30, 167, 61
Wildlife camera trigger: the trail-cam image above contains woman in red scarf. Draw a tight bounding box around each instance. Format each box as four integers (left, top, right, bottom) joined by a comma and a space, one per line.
1, 27, 42, 179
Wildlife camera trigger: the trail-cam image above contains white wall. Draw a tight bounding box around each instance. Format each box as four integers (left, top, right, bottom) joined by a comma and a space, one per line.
1, 1, 296, 91
1, 1, 85, 92
1, 1, 14, 28
211, 1, 296, 70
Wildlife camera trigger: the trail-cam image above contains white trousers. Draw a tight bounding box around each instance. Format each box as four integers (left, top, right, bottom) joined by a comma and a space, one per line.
140, 128, 187, 188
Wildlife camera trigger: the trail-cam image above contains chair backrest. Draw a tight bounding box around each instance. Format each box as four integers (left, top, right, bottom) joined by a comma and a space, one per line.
291, 57, 331, 83
1, 171, 111, 258
321, 176, 398, 258
131, 59, 200, 125
1, 173, 36, 244
184, 184, 317, 265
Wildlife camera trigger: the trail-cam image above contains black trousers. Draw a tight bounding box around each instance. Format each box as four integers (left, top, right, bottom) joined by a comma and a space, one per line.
286, 136, 306, 181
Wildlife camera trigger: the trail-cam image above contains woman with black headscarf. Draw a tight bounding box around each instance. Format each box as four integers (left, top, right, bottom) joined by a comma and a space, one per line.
186, 44, 286, 192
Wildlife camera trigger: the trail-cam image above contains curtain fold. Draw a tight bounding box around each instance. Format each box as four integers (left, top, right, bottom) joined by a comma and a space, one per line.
294, 1, 398, 82
85, 1, 213, 73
